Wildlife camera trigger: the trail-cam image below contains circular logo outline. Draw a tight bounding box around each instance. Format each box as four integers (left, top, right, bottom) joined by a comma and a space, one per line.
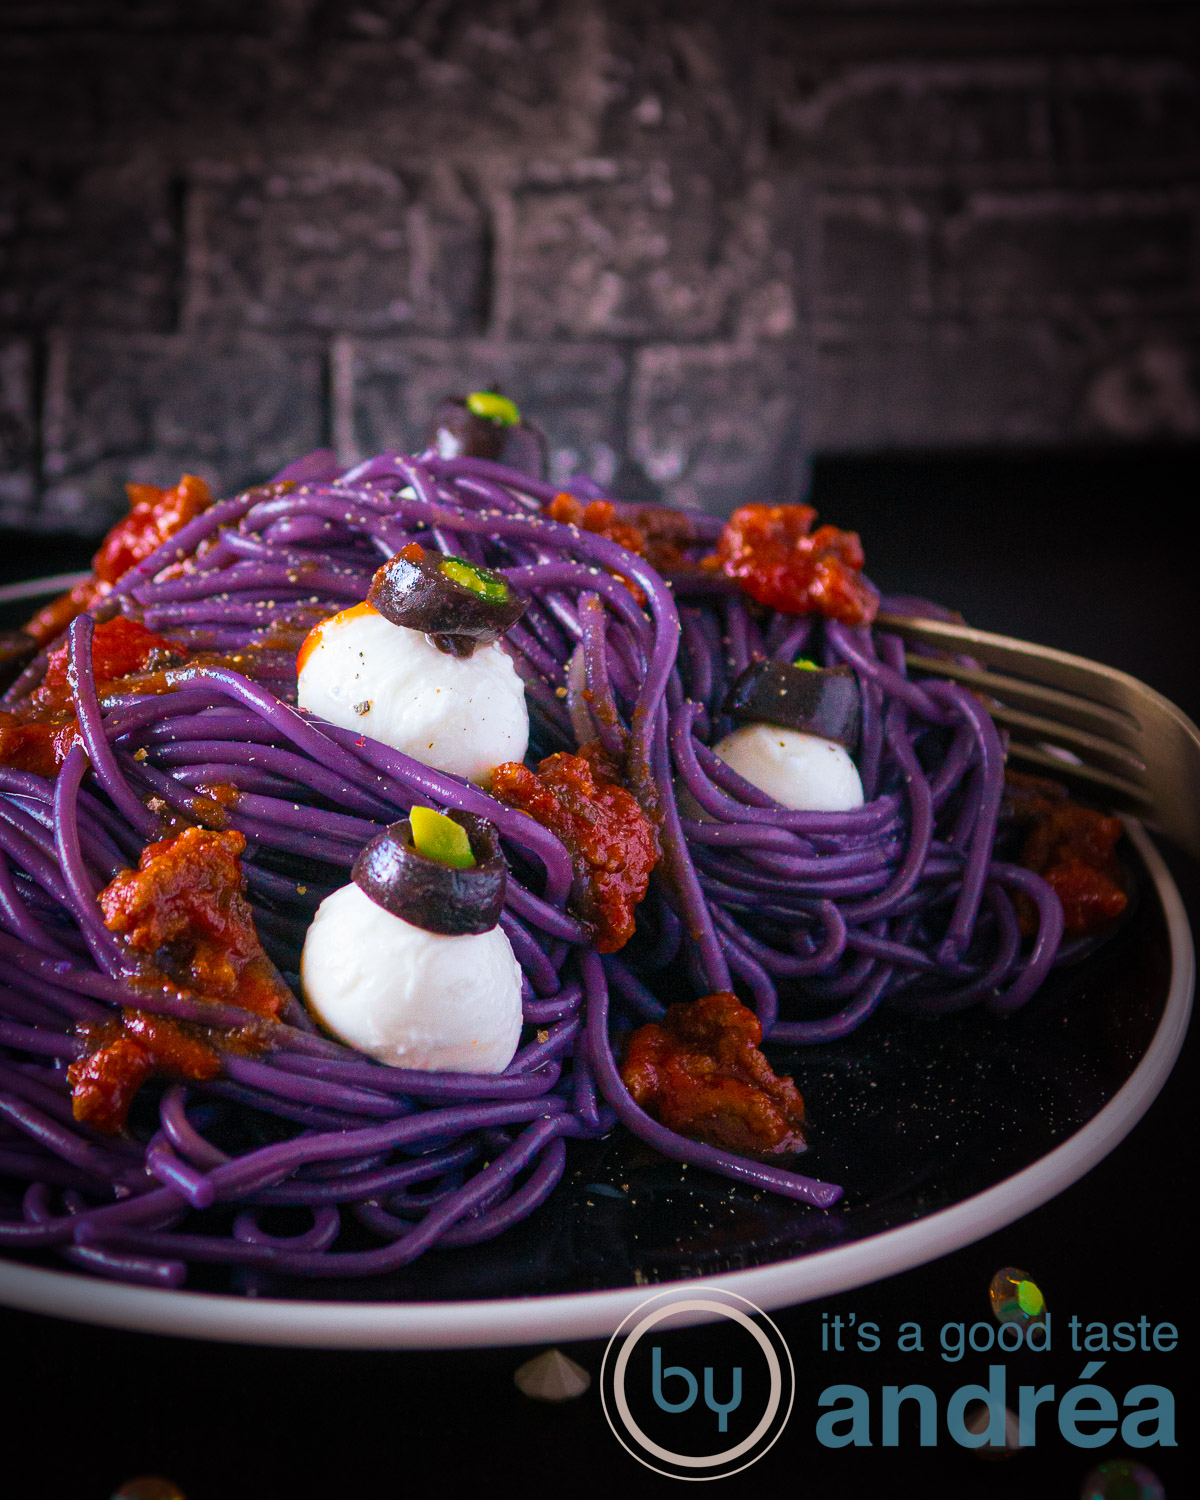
600, 1288, 795, 1480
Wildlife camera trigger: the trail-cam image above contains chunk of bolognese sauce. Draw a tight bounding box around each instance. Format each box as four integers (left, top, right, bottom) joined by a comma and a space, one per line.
69, 1013, 221, 1137
489, 743, 659, 953
621, 992, 807, 1157
0, 715, 80, 777
1003, 770, 1128, 936
702, 503, 878, 625
98, 827, 288, 1019
71, 828, 285, 1133
31, 617, 185, 708
1, 618, 185, 776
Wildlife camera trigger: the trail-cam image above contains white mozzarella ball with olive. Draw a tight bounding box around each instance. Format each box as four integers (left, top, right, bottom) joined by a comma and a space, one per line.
712, 658, 864, 812
712, 725, 864, 811
297, 601, 528, 784
301, 884, 522, 1073
300, 808, 523, 1074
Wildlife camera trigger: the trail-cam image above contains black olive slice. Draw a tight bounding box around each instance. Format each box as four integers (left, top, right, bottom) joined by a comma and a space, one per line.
430, 393, 548, 479
723, 660, 861, 748
367, 543, 528, 657
352, 811, 507, 936
491, 421, 547, 481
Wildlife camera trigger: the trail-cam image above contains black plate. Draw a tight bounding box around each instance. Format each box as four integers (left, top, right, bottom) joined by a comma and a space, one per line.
1, 823, 1186, 1343
262, 832, 1175, 1303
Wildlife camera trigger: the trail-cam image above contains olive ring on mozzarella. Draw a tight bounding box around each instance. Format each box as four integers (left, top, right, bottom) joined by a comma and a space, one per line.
431, 392, 548, 478
352, 810, 507, 936
723, 659, 861, 749
368, 543, 528, 658
295, 599, 530, 783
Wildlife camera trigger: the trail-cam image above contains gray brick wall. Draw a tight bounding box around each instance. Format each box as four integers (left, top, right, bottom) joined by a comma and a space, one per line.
1, 0, 1196, 531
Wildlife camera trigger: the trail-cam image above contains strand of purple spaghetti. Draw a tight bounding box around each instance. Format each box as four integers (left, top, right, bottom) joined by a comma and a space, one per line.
21, 1182, 186, 1288
0, 448, 1073, 1287
3, 604, 607, 1277
67, 616, 160, 840
51, 745, 128, 975
666, 584, 1065, 1025
581, 950, 841, 1207
0, 852, 70, 954
74, 1116, 578, 1276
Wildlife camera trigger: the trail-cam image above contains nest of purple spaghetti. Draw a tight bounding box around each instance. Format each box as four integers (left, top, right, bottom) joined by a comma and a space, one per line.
0, 450, 1068, 1288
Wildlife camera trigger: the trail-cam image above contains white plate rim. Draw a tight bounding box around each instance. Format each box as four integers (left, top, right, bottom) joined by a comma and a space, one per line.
0, 822, 1192, 1348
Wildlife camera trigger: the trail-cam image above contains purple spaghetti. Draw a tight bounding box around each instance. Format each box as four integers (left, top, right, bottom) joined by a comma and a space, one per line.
0, 447, 1071, 1289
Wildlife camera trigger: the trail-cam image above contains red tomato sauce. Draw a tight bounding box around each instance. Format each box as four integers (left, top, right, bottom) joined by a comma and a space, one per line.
621, 991, 807, 1156
69, 1012, 222, 1136
34, 617, 184, 705
545, 493, 652, 602
99, 827, 288, 1018
0, 716, 81, 778
703, 503, 878, 625
490, 744, 659, 953
1004, 771, 1128, 935
72, 828, 287, 1133
0, 617, 186, 776
546, 493, 647, 557
25, 475, 213, 647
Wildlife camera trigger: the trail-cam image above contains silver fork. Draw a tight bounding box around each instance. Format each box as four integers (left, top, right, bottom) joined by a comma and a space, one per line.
875, 610, 1200, 862
0, 571, 91, 606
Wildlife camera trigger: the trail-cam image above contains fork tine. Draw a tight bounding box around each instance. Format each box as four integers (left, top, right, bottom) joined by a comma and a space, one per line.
0, 570, 91, 606
877, 609, 1200, 860
1003, 744, 1154, 815
983, 703, 1147, 780
900, 653, 1142, 746
876, 612, 1143, 715
905, 652, 1154, 801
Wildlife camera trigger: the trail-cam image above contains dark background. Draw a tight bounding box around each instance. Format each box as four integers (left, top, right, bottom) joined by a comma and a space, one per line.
1, 0, 1198, 528
1, 2, 1196, 1496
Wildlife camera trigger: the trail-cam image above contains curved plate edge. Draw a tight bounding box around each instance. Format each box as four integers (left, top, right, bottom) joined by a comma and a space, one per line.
0, 824, 1192, 1348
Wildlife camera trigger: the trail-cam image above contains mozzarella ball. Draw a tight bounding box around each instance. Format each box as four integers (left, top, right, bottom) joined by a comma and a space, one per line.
300, 882, 523, 1073
712, 724, 864, 812
297, 604, 528, 783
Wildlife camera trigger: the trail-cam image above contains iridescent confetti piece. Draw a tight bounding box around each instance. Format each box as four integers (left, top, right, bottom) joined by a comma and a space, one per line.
989, 1266, 1046, 1324
514, 1347, 592, 1401
111, 1479, 186, 1500
1080, 1458, 1165, 1500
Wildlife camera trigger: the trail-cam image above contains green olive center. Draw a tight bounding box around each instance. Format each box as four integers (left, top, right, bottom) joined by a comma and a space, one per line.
439, 556, 510, 602
409, 806, 476, 869
466, 391, 521, 427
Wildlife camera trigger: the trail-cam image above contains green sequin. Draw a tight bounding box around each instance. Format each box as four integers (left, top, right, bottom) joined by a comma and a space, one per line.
989, 1266, 1047, 1325
793, 656, 820, 671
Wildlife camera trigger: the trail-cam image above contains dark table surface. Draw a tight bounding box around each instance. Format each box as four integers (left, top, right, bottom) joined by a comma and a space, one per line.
2, 447, 1195, 1498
